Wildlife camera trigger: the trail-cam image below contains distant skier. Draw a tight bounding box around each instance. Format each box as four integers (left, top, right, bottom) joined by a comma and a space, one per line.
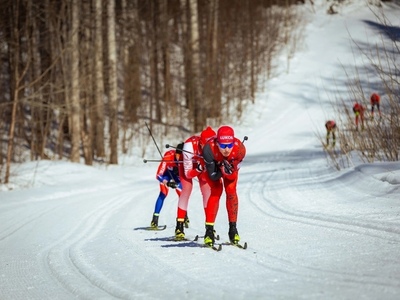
202, 125, 246, 247
370, 93, 381, 119
325, 120, 337, 147
150, 143, 184, 229
353, 102, 365, 130
174, 126, 216, 240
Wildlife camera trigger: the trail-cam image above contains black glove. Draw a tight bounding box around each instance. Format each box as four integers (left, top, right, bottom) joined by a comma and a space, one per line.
167, 181, 177, 189
222, 160, 233, 175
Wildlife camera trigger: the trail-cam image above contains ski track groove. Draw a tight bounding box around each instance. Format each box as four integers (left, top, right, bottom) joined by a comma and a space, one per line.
42, 187, 136, 299
0, 206, 62, 242
240, 153, 400, 290
244, 157, 400, 242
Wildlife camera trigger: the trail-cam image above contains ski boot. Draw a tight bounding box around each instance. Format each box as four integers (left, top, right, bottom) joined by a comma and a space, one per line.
150, 214, 159, 228
204, 224, 215, 247
184, 214, 190, 228
175, 219, 185, 240
228, 222, 240, 244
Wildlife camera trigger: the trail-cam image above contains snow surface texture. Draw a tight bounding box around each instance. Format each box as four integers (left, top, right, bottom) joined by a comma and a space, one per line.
1, 1, 400, 299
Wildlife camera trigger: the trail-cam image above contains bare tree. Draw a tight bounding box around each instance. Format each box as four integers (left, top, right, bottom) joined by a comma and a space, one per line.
80, 0, 94, 165
107, 0, 118, 164
0, 0, 306, 181
5, 0, 23, 184
94, 0, 106, 159
189, 0, 202, 132
5, 0, 32, 183
207, 0, 221, 117
69, 0, 82, 162
150, 1, 161, 124
160, 0, 172, 130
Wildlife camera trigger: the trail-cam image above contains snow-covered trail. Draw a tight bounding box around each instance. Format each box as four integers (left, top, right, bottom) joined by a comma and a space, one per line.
2, 148, 400, 299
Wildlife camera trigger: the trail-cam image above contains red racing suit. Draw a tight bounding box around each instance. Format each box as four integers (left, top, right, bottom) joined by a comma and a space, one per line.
353, 102, 365, 128
370, 93, 380, 105
202, 137, 246, 225
176, 136, 209, 221
156, 150, 182, 198
370, 93, 381, 117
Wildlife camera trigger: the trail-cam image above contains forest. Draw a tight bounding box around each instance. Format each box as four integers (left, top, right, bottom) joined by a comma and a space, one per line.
0, 0, 304, 183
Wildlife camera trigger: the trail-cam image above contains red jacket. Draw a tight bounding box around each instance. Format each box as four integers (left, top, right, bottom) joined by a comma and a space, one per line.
156, 150, 180, 182
203, 137, 246, 181
325, 120, 336, 131
353, 103, 365, 114
182, 135, 204, 180
370, 93, 380, 104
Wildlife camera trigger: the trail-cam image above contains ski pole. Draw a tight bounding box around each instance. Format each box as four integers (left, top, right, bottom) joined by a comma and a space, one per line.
143, 159, 184, 163
144, 122, 176, 182
165, 143, 203, 158
145, 122, 164, 158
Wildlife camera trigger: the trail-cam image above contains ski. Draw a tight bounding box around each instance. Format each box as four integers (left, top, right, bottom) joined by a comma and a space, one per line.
170, 236, 192, 242
202, 243, 222, 252
222, 241, 248, 250
193, 234, 220, 241
166, 235, 222, 251
144, 225, 167, 231
193, 235, 222, 251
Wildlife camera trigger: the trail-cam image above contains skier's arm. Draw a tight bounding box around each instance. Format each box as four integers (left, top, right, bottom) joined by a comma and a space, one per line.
183, 142, 201, 179
203, 144, 222, 181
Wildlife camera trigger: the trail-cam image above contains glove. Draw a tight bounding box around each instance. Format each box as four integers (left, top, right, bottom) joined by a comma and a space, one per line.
222, 160, 233, 175
167, 181, 177, 189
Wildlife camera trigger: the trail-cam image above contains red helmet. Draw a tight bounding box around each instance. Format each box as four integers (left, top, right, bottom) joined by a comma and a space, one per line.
200, 126, 216, 145
217, 126, 235, 144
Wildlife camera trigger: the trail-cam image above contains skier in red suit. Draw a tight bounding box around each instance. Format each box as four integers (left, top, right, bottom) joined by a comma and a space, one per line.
150, 144, 183, 229
202, 125, 246, 247
353, 102, 365, 130
325, 120, 337, 147
370, 93, 381, 119
174, 126, 216, 240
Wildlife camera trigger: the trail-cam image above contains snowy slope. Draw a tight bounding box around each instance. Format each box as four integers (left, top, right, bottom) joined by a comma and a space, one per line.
1, 1, 400, 299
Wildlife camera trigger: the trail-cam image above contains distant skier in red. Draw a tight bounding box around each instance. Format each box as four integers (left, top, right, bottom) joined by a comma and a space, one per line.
150, 143, 184, 229
202, 125, 246, 247
352, 102, 365, 130
325, 120, 337, 147
370, 93, 381, 119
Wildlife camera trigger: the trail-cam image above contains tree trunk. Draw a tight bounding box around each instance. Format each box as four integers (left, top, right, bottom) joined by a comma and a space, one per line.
81, 0, 93, 165
160, 0, 172, 125
107, 0, 118, 164
70, 0, 82, 162
123, 0, 141, 126
94, 0, 105, 158
189, 0, 202, 132
207, 0, 221, 118
151, 1, 161, 123
5, 0, 21, 184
